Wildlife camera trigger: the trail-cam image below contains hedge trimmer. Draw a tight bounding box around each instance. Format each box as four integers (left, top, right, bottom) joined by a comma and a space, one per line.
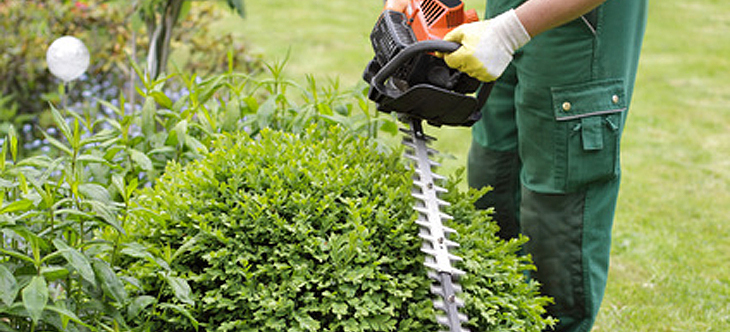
362, 1, 493, 331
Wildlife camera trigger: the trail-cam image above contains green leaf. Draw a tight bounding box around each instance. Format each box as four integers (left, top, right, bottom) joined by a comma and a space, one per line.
53, 239, 96, 286
50, 105, 72, 142
172, 94, 189, 113
223, 99, 240, 132
294, 311, 321, 331
0, 199, 34, 214
87, 200, 124, 234
40, 266, 69, 282
22, 276, 48, 324
7, 124, 17, 162
111, 174, 126, 197
129, 148, 153, 171
379, 119, 399, 135
96, 98, 123, 117
256, 96, 277, 130
92, 260, 128, 304
45, 304, 95, 330
332, 302, 348, 318
0, 138, 6, 172
0, 265, 19, 306
168, 119, 188, 149
128, 295, 156, 319
185, 135, 207, 155
0, 247, 35, 265
79, 183, 112, 204
42, 132, 73, 156
198, 76, 226, 105
165, 275, 194, 306
151, 91, 173, 109
159, 303, 199, 331
141, 96, 157, 137
76, 154, 110, 165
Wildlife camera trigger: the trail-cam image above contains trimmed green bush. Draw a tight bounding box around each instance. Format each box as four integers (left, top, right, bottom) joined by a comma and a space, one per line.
127, 126, 553, 331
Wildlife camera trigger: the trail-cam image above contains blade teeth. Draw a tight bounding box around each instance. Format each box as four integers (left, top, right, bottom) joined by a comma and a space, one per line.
435, 314, 469, 326
424, 263, 466, 277
434, 298, 466, 310
449, 254, 464, 263
437, 199, 451, 207
431, 282, 463, 294
431, 284, 445, 297
430, 172, 446, 181
441, 225, 456, 235
412, 180, 426, 188
412, 180, 446, 192
405, 122, 470, 331
413, 168, 446, 180
412, 193, 427, 201
418, 234, 461, 250
451, 268, 466, 278
412, 196, 451, 210
421, 249, 464, 264
414, 206, 429, 215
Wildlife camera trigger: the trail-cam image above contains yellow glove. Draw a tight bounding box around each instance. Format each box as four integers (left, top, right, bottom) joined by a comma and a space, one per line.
441, 9, 531, 82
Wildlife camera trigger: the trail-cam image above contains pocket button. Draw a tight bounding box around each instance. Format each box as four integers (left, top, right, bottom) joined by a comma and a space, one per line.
562, 102, 572, 112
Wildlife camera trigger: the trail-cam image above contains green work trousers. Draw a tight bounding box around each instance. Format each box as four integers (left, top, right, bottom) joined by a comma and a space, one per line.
468, 1, 647, 331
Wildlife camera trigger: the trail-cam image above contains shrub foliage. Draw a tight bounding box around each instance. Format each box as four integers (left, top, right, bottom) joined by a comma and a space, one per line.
127, 127, 553, 331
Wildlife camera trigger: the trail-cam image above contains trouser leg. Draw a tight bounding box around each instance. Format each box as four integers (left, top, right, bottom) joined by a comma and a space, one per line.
468, 146, 521, 239
467, 64, 522, 241
521, 177, 619, 332
471, 1, 647, 331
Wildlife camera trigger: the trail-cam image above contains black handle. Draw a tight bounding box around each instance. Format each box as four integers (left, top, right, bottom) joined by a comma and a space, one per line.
370, 40, 461, 99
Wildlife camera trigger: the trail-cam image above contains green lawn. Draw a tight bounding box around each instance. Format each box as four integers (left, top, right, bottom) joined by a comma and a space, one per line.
225, 1, 730, 330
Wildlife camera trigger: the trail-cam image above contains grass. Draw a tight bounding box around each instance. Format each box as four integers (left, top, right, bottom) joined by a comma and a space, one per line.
222, 0, 730, 330
594, 1, 730, 331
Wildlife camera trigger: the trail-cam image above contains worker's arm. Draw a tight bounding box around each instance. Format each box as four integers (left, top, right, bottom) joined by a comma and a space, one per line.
515, 0, 606, 37
438, 0, 607, 81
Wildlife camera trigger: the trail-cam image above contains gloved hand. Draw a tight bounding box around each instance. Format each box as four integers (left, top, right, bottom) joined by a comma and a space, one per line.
440, 9, 531, 82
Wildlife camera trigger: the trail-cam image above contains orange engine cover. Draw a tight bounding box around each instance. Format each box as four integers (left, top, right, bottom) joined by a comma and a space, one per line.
405, 0, 479, 41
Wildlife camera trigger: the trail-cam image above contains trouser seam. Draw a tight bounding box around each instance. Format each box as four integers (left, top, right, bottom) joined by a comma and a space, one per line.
578, 188, 592, 332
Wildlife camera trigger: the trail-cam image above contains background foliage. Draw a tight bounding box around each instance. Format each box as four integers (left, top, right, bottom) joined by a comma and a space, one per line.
0, 0, 259, 156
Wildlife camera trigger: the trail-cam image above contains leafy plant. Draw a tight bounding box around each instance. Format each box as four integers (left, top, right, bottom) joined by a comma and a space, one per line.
125, 126, 553, 331
0, 60, 398, 330
0, 109, 144, 331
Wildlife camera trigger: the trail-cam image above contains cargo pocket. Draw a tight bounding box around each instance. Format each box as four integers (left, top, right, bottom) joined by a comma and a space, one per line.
552, 79, 626, 192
